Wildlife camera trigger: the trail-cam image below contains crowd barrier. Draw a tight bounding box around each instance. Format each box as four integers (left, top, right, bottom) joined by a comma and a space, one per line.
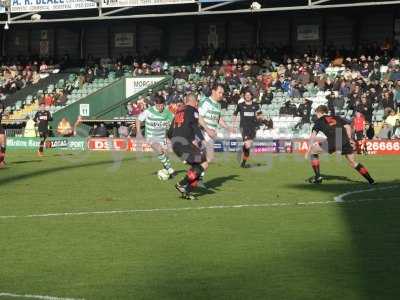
6, 137, 400, 155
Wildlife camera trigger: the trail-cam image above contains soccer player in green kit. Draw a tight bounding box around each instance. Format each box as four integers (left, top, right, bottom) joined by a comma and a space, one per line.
198, 83, 230, 187
136, 95, 175, 179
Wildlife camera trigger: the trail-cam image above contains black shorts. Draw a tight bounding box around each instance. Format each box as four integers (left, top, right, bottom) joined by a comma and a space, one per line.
319, 140, 354, 155
39, 131, 49, 139
354, 131, 365, 141
0, 126, 5, 135
240, 126, 257, 141
172, 143, 207, 165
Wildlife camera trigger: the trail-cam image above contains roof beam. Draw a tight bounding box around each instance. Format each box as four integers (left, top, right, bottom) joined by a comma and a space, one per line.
201, 0, 243, 12
312, 0, 333, 5
3, 0, 400, 24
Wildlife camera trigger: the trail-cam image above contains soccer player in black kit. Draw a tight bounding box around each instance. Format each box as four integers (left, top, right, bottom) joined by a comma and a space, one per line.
233, 90, 262, 168
0, 101, 6, 168
34, 103, 52, 157
306, 105, 375, 184
168, 93, 208, 200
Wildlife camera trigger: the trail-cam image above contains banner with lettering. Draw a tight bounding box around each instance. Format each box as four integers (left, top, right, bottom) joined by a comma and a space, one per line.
10, 0, 97, 13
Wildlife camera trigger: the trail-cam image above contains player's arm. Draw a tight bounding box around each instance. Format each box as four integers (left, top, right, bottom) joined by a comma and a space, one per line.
136, 111, 146, 139
48, 112, 53, 122
33, 112, 39, 124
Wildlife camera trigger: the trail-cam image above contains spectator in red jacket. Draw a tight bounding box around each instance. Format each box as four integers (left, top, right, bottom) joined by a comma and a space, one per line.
352, 111, 367, 154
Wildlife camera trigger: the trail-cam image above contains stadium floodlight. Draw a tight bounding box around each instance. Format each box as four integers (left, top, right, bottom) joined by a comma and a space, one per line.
250, 1, 261, 10
31, 14, 42, 21
4, 21, 9, 30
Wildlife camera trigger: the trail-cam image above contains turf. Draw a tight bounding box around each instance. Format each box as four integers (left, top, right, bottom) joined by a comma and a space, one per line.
0, 150, 399, 300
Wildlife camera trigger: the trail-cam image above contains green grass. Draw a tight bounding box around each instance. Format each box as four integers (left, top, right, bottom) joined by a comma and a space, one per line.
0, 150, 400, 300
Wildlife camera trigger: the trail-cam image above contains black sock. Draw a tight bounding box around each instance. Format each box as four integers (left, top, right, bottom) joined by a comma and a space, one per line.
39, 140, 45, 153
179, 165, 204, 189
355, 163, 374, 183
0, 146, 5, 163
242, 145, 250, 164
311, 154, 320, 177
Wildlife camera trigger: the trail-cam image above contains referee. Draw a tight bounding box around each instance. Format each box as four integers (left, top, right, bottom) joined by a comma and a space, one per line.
233, 90, 262, 168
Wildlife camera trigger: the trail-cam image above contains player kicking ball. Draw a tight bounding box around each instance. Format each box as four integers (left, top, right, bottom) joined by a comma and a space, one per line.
136, 95, 175, 180
306, 105, 375, 185
233, 90, 263, 168
0, 101, 6, 169
34, 103, 52, 157
169, 94, 208, 200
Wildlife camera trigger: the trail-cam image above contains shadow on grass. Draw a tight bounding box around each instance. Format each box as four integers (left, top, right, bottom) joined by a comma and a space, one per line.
195, 175, 241, 196
9, 160, 43, 165
0, 157, 137, 187
287, 179, 400, 300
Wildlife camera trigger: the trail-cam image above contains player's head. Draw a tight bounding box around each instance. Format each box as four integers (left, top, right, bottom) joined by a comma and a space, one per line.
154, 95, 165, 112
211, 83, 224, 102
39, 103, 46, 111
244, 90, 253, 103
185, 93, 198, 108
315, 105, 329, 118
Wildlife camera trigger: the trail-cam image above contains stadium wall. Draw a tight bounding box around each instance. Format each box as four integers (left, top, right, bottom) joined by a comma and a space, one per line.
1, 7, 399, 59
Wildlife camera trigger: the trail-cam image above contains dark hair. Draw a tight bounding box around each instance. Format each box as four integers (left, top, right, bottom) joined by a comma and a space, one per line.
315, 105, 329, 114
153, 95, 165, 104
211, 83, 224, 91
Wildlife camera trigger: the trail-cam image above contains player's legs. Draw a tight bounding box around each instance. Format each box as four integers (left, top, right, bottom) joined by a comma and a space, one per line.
151, 141, 174, 176
198, 133, 214, 187
308, 142, 324, 183
0, 131, 6, 168
345, 153, 375, 184
241, 139, 253, 168
38, 131, 48, 156
174, 143, 208, 199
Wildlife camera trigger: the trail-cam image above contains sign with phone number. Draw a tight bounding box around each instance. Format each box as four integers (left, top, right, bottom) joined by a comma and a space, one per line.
294, 139, 400, 155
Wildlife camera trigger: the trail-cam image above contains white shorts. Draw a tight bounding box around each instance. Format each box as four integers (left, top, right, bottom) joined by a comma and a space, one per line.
147, 138, 168, 151
202, 131, 215, 161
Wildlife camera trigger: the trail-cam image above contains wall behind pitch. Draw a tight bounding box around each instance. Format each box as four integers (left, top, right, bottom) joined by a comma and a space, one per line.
6, 29, 29, 56
325, 15, 354, 50
110, 24, 137, 58
31, 28, 55, 58
292, 15, 323, 54
137, 24, 162, 54
198, 20, 226, 49
360, 14, 393, 43
261, 16, 290, 47
169, 23, 195, 58
57, 28, 80, 60
229, 20, 253, 49
86, 25, 108, 59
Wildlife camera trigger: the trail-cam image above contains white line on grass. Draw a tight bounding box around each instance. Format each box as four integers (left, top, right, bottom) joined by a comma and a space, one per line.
334, 185, 399, 202
0, 292, 84, 300
0, 185, 398, 220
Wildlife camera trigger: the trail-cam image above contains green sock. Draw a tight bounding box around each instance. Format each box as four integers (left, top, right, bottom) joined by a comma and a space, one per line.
158, 154, 172, 171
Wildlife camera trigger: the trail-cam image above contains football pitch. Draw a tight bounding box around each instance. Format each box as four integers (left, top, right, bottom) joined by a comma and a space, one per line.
1, 150, 399, 300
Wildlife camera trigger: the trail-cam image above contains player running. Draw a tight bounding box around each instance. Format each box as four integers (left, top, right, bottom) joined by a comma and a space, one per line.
34, 103, 52, 157
169, 93, 208, 200
198, 83, 230, 185
136, 95, 175, 178
0, 101, 6, 168
306, 105, 375, 184
233, 90, 262, 168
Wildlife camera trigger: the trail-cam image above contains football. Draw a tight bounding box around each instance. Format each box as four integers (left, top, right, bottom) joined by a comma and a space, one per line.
157, 169, 170, 181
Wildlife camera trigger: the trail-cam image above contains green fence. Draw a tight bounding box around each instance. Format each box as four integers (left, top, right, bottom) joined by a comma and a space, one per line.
52, 76, 172, 135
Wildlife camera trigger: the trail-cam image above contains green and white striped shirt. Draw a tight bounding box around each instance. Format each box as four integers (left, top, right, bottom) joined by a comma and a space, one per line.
138, 106, 174, 140
199, 97, 221, 131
